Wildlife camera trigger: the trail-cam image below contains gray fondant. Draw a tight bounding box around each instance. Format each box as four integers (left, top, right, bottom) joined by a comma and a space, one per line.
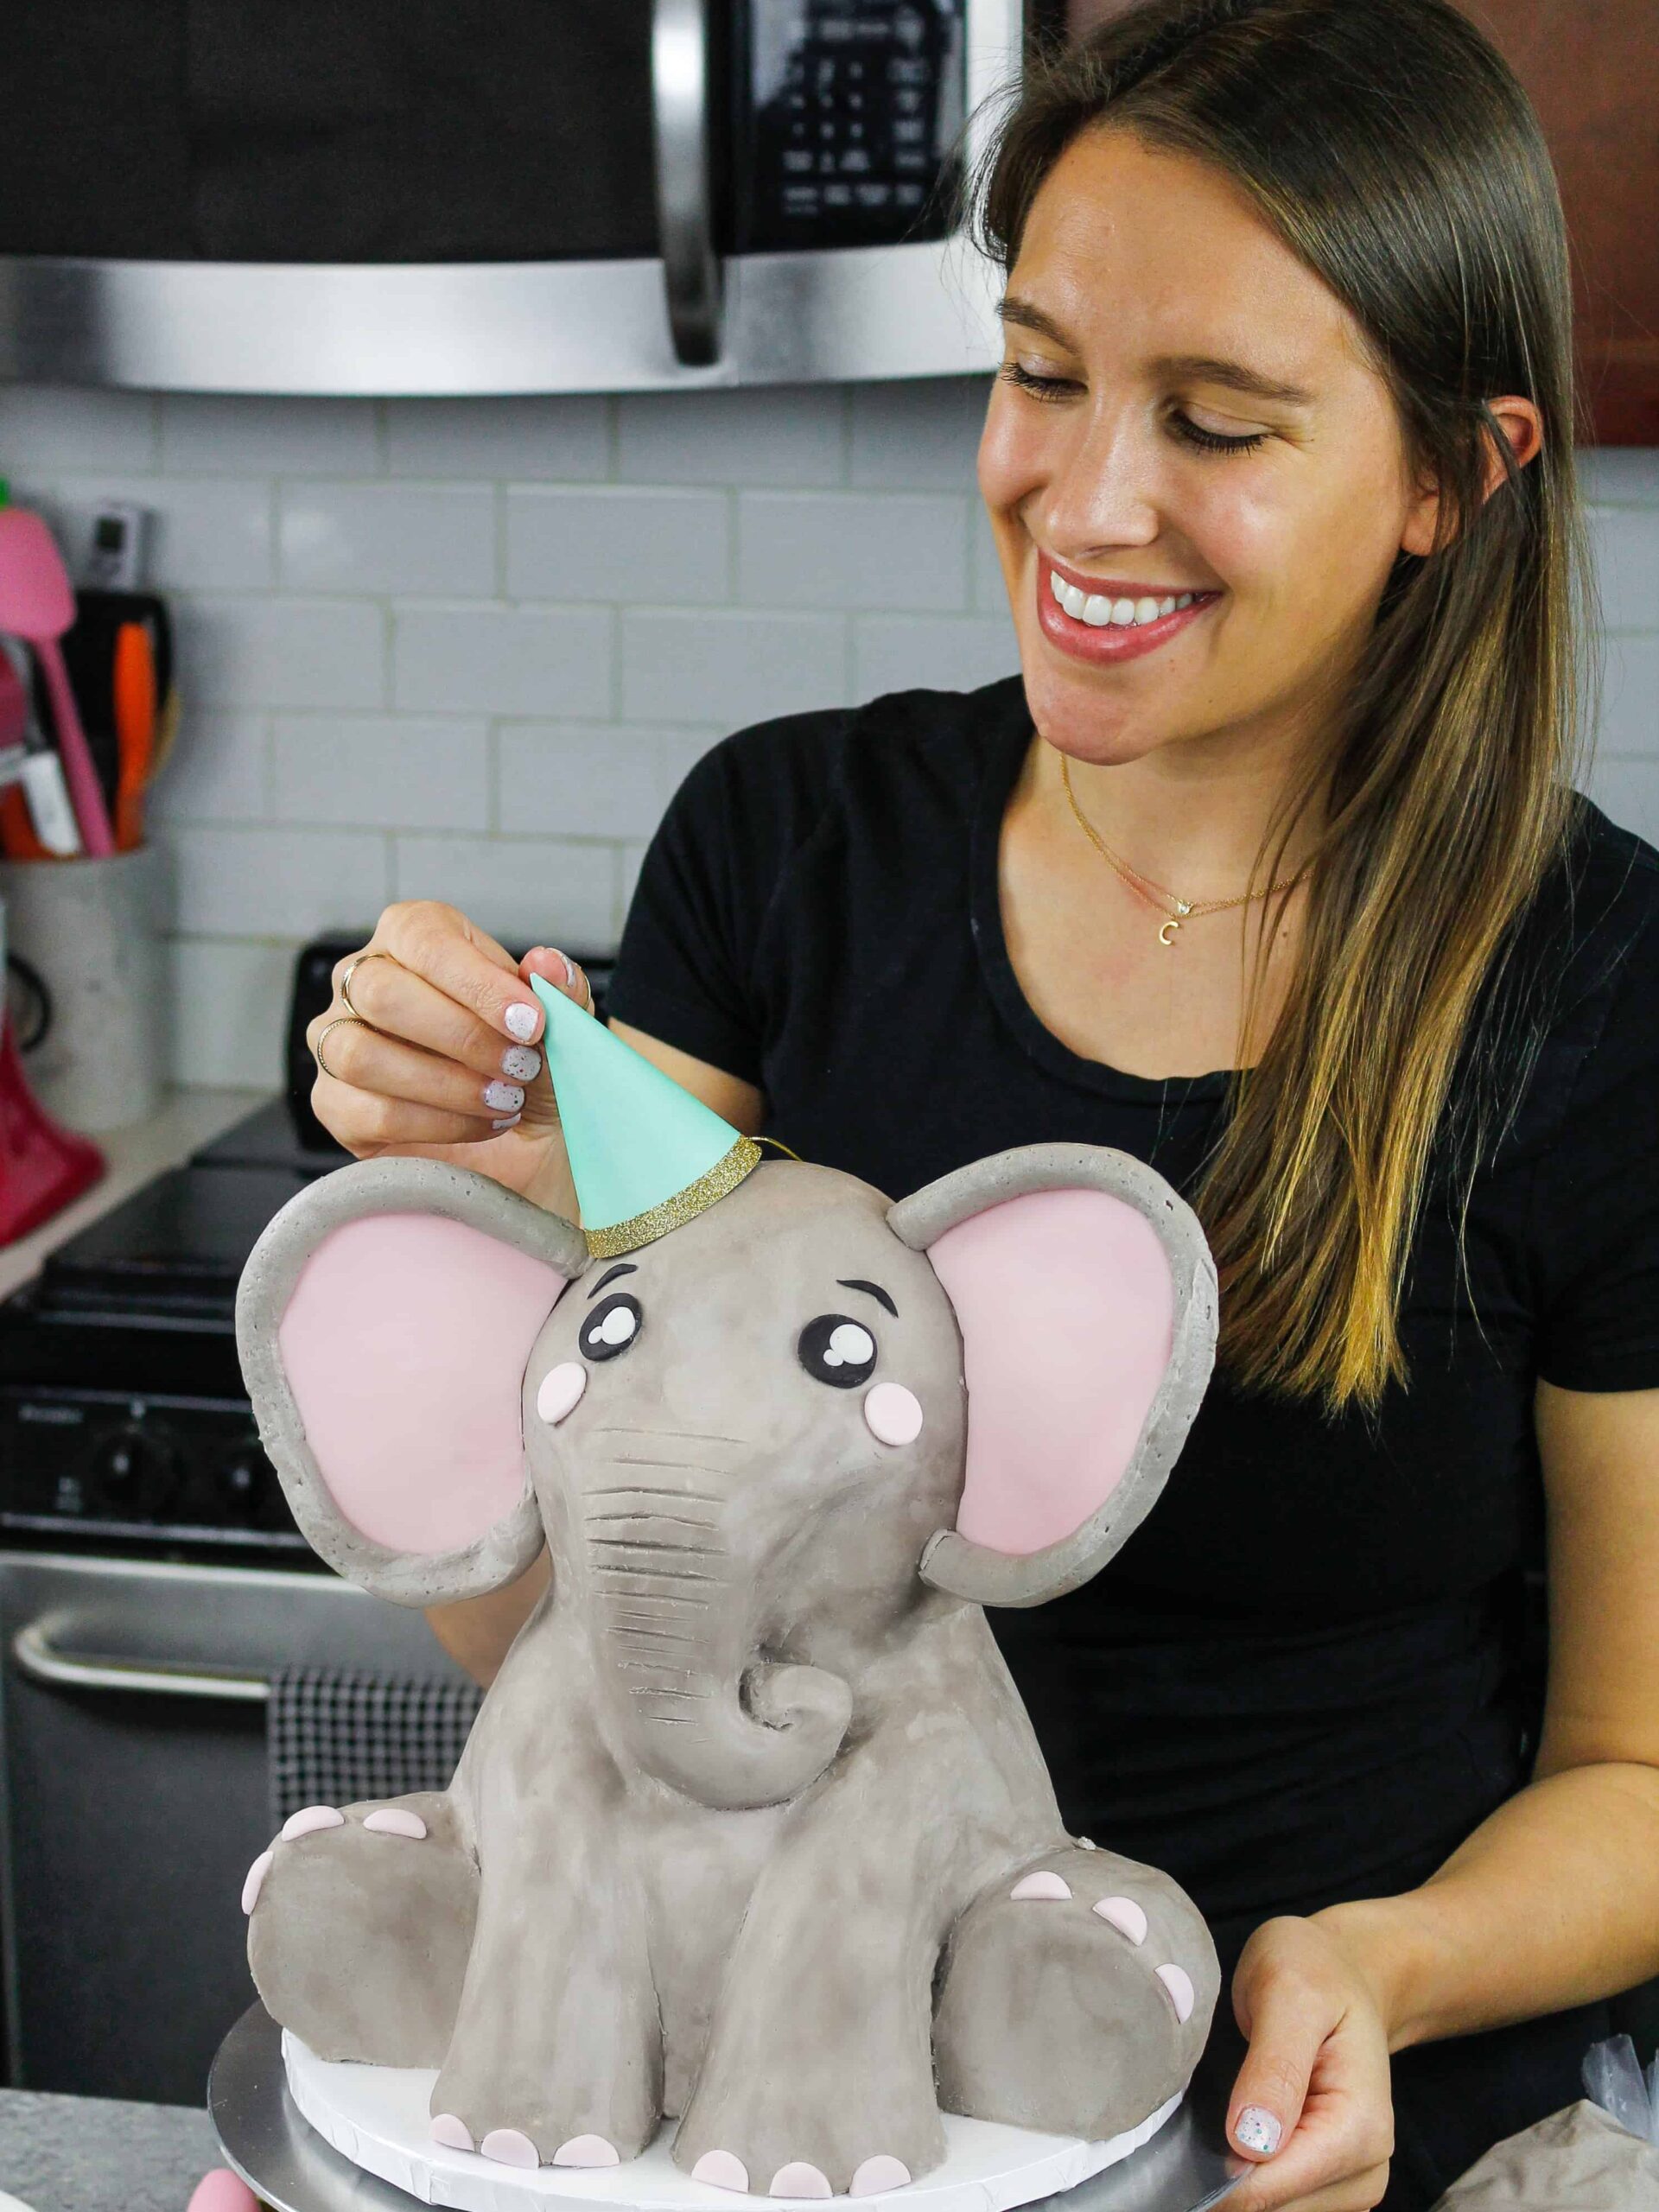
236, 1143, 1221, 2194
234, 1157, 587, 1607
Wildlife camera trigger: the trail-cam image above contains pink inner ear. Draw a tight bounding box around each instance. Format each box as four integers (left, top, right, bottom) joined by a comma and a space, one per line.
926, 1187, 1175, 1558
277, 1214, 567, 1555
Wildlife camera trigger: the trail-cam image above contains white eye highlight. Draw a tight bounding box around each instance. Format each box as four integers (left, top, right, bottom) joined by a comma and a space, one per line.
594, 1306, 638, 1346
822, 1322, 875, 1370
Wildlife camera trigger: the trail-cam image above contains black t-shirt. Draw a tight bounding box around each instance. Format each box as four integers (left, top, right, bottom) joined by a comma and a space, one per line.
607, 674, 1659, 1967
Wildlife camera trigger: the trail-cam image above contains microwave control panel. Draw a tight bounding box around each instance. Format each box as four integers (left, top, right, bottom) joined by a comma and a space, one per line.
742, 0, 969, 250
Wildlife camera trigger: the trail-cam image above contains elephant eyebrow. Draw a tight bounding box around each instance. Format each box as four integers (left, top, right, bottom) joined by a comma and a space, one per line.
836, 1277, 897, 1318
587, 1263, 639, 1300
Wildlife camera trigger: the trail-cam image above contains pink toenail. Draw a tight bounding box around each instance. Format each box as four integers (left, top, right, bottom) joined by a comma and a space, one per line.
241, 1850, 273, 1915
770, 2163, 834, 2197
430, 2113, 474, 2152
281, 1805, 344, 1840
692, 2151, 751, 2193
1010, 1871, 1071, 1901
480, 2128, 541, 2168
1093, 1896, 1148, 1944
364, 1808, 428, 1839
851, 2156, 912, 2195
555, 2136, 620, 2167
1155, 1962, 1196, 2023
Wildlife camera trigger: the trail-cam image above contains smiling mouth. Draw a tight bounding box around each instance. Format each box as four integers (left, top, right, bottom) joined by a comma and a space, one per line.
1036, 552, 1220, 664
1049, 570, 1197, 627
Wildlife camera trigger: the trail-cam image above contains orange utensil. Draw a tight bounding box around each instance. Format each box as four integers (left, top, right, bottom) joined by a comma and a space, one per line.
112, 619, 156, 852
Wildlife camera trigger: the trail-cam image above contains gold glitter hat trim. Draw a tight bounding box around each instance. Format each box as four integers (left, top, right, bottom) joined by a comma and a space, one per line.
585, 1135, 765, 1258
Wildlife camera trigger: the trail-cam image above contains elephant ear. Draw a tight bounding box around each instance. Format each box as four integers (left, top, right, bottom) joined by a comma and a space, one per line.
236, 1158, 588, 1607
888, 1142, 1217, 1609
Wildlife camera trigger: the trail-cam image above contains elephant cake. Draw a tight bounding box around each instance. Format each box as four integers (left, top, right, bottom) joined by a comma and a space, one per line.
234, 969, 1222, 2201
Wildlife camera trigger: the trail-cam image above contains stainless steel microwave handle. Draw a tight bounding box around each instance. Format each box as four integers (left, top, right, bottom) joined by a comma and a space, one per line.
10, 1613, 270, 1704
652, 0, 724, 365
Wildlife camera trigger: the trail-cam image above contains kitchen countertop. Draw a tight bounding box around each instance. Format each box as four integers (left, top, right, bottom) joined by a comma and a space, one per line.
0, 2085, 221, 2212
0, 1085, 271, 1306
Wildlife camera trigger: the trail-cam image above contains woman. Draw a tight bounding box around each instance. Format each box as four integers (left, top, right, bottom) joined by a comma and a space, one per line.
302, 3, 1659, 2207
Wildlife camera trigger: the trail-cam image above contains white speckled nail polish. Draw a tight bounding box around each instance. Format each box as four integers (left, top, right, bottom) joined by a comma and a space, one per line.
501, 1046, 541, 1082
504, 1002, 540, 1042
1234, 2107, 1282, 2156
485, 1080, 524, 1114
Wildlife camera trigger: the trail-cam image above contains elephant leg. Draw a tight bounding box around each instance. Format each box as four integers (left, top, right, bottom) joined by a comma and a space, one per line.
672, 1820, 945, 2197
245, 1791, 476, 2068
429, 1799, 664, 2170
933, 1841, 1219, 2143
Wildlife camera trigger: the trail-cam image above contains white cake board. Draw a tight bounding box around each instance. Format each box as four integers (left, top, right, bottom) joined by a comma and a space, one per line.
283, 2032, 1181, 2212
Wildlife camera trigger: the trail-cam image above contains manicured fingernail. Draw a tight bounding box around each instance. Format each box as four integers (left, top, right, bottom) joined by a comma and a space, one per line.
491, 1114, 522, 1132
1234, 2107, 1281, 2155
484, 1080, 524, 1114
501, 1046, 541, 1082
560, 950, 578, 990
504, 1002, 541, 1042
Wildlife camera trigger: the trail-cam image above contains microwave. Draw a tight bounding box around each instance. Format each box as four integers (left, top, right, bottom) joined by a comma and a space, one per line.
0, 0, 1028, 397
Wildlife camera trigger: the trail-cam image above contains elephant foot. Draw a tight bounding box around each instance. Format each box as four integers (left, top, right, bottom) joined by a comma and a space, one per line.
427, 2069, 658, 2173
672, 2073, 943, 2199
246, 1792, 477, 2069
933, 1842, 1219, 2144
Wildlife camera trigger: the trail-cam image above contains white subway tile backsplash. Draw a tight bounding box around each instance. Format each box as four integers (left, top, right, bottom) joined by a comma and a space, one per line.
1589, 506, 1659, 634
167, 938, 295, 1088
499, 722, 717, 840
272, 715, 492, 830
279, 483, 497, 596
622, 607, 847, 725
618, 385, 846, 486
736, 491, 970, 610
0, 386, 158, 474
175, 596, 387, 711
149, 712, 271, 824
393, 602, 613, 718
1587, 756, 1659, 847
853, 613, 1018, 700
507, 488, 730, 604
166, 825, 391, 938
849, 377, 988, 491
385, 396, 610, 481
391, 834, 617, 949
161, 395, 380, 477
1599, 635, 1659, 760
51, 474, 274, 592
1, 385, 1649, 1076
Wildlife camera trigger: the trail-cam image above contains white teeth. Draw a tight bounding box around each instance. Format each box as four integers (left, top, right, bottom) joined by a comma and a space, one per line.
1050, 569, 1205, 627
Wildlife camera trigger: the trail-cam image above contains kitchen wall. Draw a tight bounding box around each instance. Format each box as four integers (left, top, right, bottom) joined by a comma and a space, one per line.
0, 379, 1655, 1092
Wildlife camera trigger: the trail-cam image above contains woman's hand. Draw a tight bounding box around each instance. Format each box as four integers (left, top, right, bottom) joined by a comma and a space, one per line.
1222, 1916, 1395, 2210
306, 901, 593, 1204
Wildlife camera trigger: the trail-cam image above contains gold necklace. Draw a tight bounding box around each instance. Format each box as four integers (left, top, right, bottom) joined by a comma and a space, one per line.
1060, 754, 1310, 947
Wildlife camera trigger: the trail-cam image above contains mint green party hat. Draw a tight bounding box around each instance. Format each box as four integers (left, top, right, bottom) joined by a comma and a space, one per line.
528, 972, 762, 1258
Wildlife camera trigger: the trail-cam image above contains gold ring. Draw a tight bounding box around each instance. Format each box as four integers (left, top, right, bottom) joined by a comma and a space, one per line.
339, 950, 391, 1021
314, 1014, 367, 1081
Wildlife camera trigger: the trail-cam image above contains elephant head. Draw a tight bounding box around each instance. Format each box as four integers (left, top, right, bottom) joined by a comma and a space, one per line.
236, 1136, 1216, 1815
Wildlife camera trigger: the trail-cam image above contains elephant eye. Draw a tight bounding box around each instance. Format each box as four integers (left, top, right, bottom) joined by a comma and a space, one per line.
798, 1313, 877, 1389
580, 1293, 642, 1362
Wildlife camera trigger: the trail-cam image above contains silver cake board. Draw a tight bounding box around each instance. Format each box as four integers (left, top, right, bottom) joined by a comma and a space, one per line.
209, 2005, 1240, 2212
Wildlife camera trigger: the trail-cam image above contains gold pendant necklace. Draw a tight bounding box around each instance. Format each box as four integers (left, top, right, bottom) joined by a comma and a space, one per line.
1060, 755, 1309, 947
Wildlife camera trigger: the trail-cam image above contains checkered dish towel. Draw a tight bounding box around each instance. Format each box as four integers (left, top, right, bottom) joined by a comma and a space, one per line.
267, 1667, 483, 1833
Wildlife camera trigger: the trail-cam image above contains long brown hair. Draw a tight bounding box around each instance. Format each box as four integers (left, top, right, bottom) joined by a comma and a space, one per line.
975, 0, 1592, 1413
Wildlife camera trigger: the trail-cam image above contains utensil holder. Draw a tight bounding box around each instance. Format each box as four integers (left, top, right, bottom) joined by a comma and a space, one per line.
0, 844, 171, 1132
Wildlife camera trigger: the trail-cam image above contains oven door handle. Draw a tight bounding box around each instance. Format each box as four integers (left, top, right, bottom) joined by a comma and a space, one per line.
10, 1612, 270, 1704
652, 0, 723, 365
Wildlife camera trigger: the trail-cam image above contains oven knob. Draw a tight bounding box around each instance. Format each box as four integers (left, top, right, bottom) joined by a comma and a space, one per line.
90, 1426, 179, 1515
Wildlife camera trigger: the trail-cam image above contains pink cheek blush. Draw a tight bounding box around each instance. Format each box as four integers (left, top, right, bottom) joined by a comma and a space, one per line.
537, 1362, 587, 1425
864, 1382, 924, 1446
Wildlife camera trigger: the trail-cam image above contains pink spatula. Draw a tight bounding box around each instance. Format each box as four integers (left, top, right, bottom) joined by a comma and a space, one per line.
0, 503, 116, 855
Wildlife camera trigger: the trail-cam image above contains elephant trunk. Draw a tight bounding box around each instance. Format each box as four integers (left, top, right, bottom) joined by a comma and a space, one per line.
584, 1497, 851, 1810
